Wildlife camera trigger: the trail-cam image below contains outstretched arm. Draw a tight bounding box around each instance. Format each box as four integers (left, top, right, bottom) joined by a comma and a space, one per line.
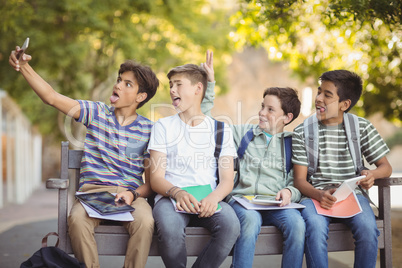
9, 46, 80, 119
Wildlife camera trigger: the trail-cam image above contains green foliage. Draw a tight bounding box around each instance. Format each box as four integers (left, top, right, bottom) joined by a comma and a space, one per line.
0, 0, 233, 140
231, 0, 402, 124
328, 0, 402, 26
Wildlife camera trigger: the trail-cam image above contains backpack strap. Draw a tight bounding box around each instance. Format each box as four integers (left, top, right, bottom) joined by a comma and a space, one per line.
343, 113, 365, 174
303, 115, 319, 180
234, 127, 254, 172
214, 120, 224, 184
282, 134, 293, 175
42, 232, 59, 248
237, 128, 255, 159
343, 113, 378, 208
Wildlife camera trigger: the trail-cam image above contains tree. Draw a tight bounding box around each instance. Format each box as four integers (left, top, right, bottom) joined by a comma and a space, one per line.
0, 0, 233, 141
230, 0, 402, 124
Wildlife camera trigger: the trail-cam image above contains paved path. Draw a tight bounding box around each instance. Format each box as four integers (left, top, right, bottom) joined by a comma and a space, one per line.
0, 184, 368, 268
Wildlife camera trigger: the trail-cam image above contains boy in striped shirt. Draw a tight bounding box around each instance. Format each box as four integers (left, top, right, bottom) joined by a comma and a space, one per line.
292, 70, 392, 268
10, 47, 159, 268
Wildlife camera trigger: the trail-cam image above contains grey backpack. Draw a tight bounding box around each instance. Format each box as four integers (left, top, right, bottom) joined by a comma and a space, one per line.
303, 112, 365, 180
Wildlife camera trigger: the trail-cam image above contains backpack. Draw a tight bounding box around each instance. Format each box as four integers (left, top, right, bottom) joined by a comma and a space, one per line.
236, 127, 293, 174
20, 232, 85, 268
303, 113, 375, 206
303, 113, 365, 180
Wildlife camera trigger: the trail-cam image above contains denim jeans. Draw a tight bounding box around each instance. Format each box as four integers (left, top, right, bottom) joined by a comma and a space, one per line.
229, 199, 305, 268
153, 197, 240, 268
301, 194, 380, 268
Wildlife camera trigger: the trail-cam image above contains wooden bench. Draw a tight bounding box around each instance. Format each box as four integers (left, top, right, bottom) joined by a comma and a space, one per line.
46, 141, 401, 267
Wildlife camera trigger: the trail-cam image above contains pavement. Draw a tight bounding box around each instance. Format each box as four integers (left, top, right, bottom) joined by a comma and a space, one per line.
0, 184, 374, 268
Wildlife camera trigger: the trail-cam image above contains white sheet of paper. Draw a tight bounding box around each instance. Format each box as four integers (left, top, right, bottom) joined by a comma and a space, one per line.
233, 196, 305, 210
332, 175, 366, 203
76, 192, 134, 221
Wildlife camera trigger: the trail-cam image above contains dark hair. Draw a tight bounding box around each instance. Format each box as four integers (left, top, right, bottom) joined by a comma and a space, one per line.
319, 70, 362, 112
263, 87, 301, 125
167, 64, 208, 100
118, 60, 159, 109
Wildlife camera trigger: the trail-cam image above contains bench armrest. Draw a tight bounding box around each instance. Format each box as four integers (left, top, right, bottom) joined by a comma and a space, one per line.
46, 178, 69, 189
374, 177, 402, 187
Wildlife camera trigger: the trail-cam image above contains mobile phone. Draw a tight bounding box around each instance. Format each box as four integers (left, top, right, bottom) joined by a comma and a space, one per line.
252, 195, 282, 205
17, 37, 29, 60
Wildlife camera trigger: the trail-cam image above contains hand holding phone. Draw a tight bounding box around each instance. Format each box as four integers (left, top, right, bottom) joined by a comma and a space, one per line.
16, 37, 29, 60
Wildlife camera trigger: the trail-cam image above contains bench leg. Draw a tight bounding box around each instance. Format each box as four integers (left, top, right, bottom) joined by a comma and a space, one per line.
378, 185, 392, 268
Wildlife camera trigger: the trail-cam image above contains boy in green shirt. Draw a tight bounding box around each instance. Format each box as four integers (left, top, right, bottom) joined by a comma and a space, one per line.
202, 51, 305, 268
292, 70, 392, 267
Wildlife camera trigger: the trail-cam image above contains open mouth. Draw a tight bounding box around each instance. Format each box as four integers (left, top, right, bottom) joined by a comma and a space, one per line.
172, 96, 181, 107
110, 91, 120, 104
316, 105, 326, 113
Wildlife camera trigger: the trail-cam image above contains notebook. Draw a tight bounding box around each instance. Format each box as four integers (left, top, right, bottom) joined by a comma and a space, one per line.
76, 191, 135, 215
171, 184, 222, 214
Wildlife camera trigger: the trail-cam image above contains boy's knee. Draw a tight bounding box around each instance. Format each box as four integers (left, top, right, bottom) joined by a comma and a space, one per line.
222, 217, 240, 239
290, 221, 306, 240
239, 216, 261, 237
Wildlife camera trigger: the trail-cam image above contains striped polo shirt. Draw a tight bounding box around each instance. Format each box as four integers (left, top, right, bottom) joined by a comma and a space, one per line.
292, 116, 390, 190
76, 100, 153, 191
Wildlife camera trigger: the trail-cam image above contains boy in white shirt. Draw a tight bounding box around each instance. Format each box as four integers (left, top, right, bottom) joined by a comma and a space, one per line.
148, 64, 240, 268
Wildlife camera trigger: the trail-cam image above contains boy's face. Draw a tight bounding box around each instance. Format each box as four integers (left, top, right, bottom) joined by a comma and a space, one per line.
258, 94, 290, 134
315, 80, 349, 125
110, 71, 144, 110
169, 74, 201, 113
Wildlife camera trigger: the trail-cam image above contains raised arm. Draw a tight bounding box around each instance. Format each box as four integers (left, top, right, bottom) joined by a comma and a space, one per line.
201, 50, 216, 117
9, 46, 80, 119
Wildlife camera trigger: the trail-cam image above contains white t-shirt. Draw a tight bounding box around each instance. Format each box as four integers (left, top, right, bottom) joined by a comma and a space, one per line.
148, 114, 237, 202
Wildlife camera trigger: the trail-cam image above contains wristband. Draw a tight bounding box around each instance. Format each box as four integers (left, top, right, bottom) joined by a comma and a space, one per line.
173, 189, 186, 200
166, 186, 179, 197
127, 189, 140, 201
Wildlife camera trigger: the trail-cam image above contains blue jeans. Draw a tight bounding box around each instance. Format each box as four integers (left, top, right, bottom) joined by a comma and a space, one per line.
153, 197, 240, 268
229, 199, 305, 268
301, 195, 380, 268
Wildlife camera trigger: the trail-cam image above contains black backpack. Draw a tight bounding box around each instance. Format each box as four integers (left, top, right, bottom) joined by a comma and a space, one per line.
20, 232, 85, 268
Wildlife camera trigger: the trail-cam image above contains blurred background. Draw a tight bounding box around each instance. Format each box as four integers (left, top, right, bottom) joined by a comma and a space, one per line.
0, 0, 401, 266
